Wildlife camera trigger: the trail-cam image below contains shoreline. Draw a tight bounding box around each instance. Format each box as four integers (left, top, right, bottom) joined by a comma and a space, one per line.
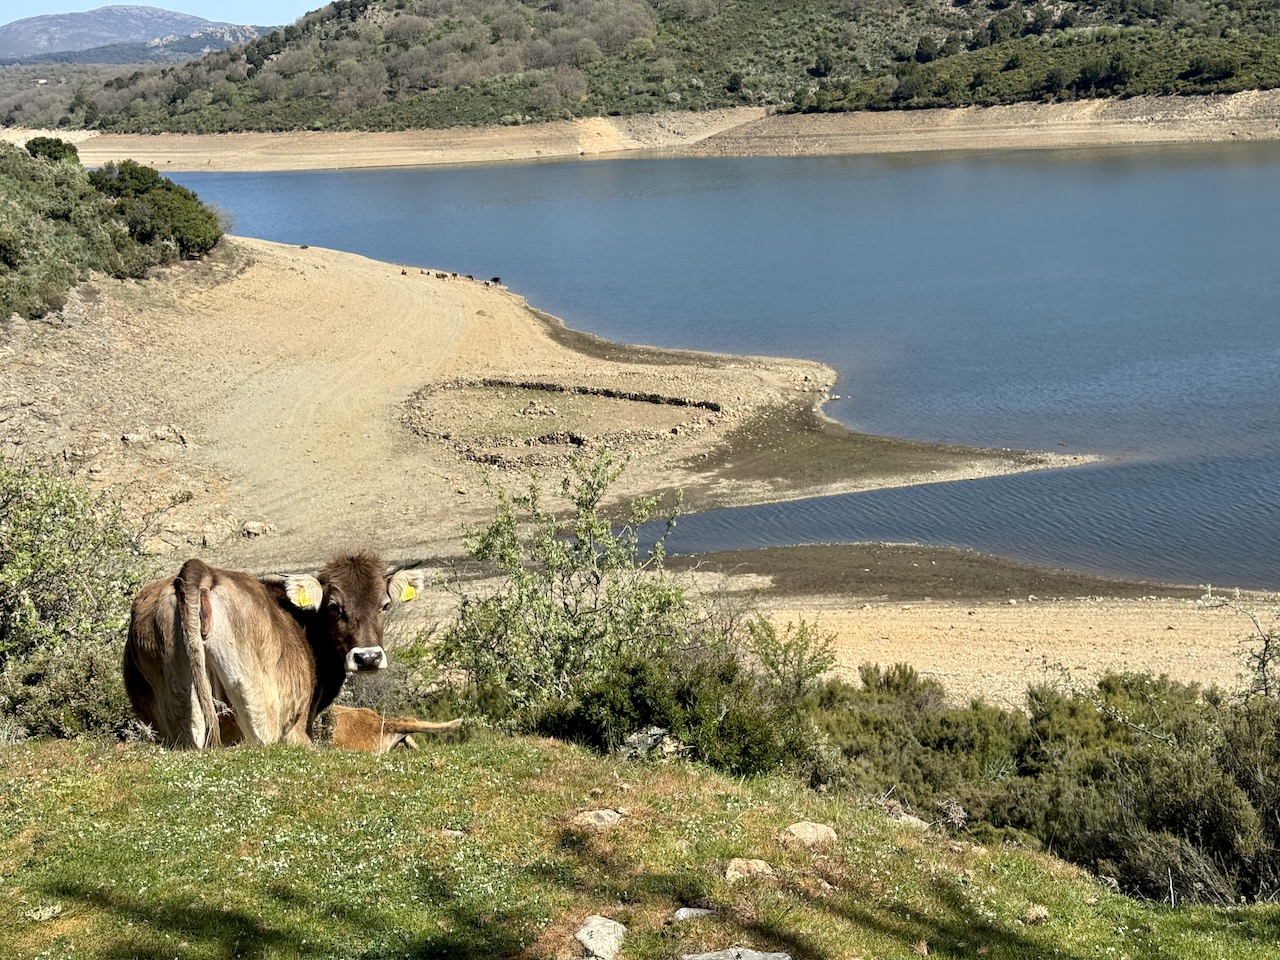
2, 235, 1260, 705
5, 91, 1280, 172
1, 236, 1073, 571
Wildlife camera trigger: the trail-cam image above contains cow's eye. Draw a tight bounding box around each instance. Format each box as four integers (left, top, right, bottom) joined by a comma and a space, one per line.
381, 599, 391, 612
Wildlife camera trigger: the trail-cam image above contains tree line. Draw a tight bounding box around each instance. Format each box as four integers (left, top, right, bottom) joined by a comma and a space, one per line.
2, 0, 1278, 132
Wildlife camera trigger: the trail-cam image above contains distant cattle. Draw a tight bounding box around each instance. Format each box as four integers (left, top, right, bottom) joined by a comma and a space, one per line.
329, 705, 463, 754
124, 552, 425, 749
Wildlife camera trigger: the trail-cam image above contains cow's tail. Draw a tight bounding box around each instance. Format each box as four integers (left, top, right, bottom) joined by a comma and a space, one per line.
176, 559, 221, 749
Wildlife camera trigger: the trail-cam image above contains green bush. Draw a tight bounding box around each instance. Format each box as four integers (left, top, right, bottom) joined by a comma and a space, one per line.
432, 451, 688, 724
806, 660, 1280, 904
1, 637, 137, 740
542, 647, 807, 777
0, 144, 222, 319
0, 458, 155, 739
745, 616, 835, 704
0, 227, 22, 270
425, 453, 832, 777
675, 650, 792, 776
24, 136, 80, 164
90, 160, 223, 258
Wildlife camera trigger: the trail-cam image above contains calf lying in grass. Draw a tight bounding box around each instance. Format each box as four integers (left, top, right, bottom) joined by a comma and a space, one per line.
329, 705, 463, 754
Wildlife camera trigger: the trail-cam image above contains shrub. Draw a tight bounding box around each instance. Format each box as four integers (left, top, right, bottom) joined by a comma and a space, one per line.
744, 616, 835, 704
1, 637, 137, 740
24, 136, 80, 164
675, 650, 791, 776
427, 453, 829, 777
808, 660, 1280, 903
0, 227, 21, 270
432, 451, 687, 725
0, 459, 155, 738
90, 160, 223, 258
0, 144, 222, 319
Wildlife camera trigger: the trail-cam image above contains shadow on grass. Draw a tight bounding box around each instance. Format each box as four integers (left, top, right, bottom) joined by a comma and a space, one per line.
547, 826, 1280, 960
47, 881, 301, 960
47, 876, 527, 960
43, 827, 1280, 960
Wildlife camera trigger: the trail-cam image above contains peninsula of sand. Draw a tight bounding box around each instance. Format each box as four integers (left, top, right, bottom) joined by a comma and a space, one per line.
3, 95, 1270, 702
6, 90, 1279, 172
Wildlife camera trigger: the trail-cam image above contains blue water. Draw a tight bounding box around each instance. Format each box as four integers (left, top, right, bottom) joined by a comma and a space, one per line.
173, 143, 1280, 589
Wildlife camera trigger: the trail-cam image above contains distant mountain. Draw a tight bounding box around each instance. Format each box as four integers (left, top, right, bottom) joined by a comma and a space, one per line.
0, 5, 269, 61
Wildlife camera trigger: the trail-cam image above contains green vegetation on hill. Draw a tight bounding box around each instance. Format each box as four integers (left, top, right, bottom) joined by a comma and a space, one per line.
0, 138, 223, 319
2, 0, 1278, 131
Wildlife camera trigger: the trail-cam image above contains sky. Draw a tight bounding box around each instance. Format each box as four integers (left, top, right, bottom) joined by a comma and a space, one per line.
2, 2, 318, 28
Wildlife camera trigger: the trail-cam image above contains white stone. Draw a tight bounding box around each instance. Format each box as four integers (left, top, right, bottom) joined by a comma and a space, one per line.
670, 907, 716, 922
569, 808, 623, 830
777, 821, 837, 849
575, 915, 626, 960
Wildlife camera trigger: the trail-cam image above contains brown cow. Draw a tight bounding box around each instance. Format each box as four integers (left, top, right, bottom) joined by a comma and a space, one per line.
124, 552, 425, 749
328, 705, 463, 754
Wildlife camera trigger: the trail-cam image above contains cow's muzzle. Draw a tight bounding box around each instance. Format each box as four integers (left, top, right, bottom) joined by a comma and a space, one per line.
346, 646, 388, 672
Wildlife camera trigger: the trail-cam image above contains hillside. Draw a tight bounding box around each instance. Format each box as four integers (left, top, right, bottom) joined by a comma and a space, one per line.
3, 0, 1279, 131
0, 5, 266, 61
3, 735, 1279, 959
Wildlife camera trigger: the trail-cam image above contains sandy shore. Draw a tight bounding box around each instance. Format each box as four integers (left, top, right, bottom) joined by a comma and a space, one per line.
3, 237, 1263, 707
775, 595, 1255, 708
4, 109, 767, 171
665, 544, 1267, 706
1, 236, 1066, 574
6, 91, 1279, 171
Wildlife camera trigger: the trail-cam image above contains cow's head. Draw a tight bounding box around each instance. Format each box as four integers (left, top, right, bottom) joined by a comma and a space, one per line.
283, 552, 424, 673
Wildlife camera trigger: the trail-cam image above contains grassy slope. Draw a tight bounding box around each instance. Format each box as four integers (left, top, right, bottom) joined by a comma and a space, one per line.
3, 735, 1277, 959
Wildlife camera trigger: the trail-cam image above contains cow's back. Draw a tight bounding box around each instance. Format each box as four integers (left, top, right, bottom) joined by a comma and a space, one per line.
198, 569, 317, 744
124, 564, 319, 746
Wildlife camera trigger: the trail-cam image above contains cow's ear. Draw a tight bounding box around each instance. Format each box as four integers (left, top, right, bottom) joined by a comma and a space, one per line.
388, 569, 425, 604
284, 575, 324, 610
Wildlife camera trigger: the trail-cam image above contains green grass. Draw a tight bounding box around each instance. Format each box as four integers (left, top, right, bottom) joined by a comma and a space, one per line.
3, 734, 1278, 959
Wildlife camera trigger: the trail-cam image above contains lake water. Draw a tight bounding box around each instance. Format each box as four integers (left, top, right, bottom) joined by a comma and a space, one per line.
172, 142, 1280, 590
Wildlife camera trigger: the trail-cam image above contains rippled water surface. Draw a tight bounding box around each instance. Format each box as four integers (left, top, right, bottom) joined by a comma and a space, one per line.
174, 142, 1280, 588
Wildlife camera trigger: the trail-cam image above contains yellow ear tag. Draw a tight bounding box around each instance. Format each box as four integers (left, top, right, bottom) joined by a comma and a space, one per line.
399, 584, 417, 602
296, 586, 310, 607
